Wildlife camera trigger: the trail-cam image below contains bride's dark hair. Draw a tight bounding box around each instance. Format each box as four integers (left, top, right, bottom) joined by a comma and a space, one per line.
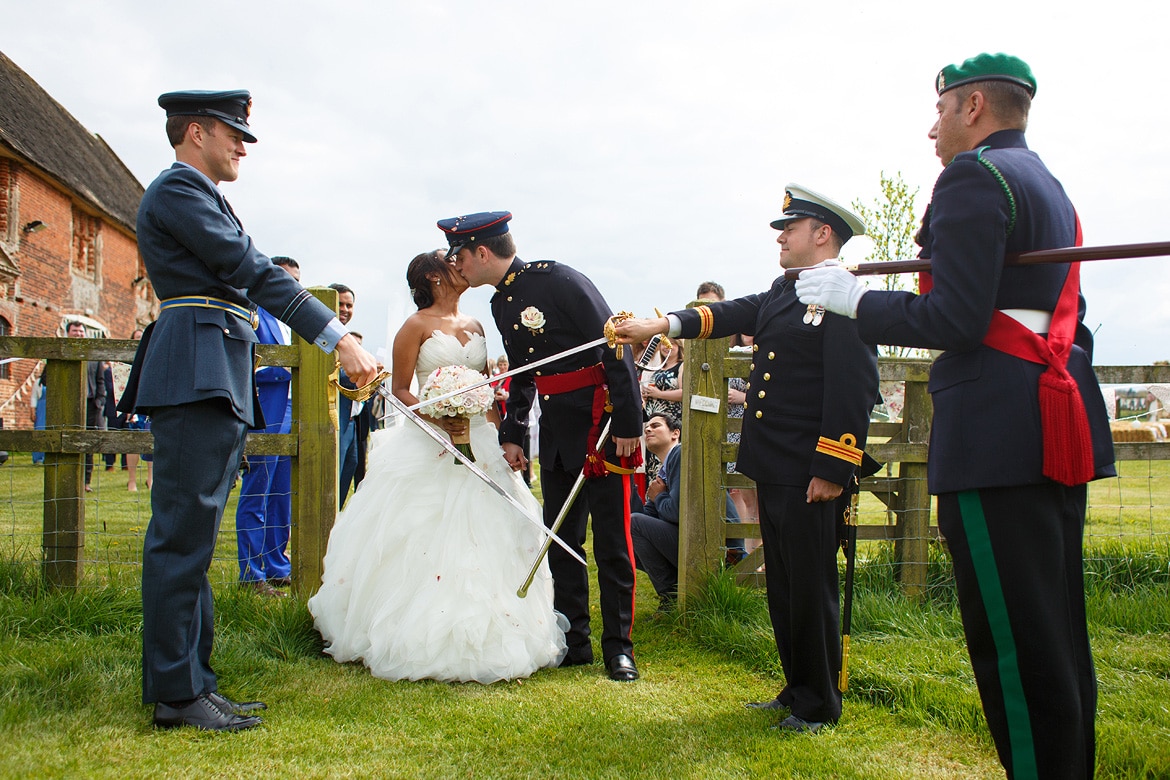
407, 250, 455, 309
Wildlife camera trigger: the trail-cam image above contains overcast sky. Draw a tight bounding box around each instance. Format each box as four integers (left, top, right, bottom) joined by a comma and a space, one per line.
4, 0, 1168, 368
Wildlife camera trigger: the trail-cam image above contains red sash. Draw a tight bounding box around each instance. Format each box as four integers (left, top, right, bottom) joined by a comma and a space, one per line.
534, 364, 642, 479
920, 220, 1095, 486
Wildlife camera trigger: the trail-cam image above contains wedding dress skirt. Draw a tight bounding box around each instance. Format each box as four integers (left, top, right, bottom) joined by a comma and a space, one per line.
308, 331, 566, 683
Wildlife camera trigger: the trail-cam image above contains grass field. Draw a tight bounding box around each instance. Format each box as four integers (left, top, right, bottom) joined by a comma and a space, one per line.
1, 452, 1168, 778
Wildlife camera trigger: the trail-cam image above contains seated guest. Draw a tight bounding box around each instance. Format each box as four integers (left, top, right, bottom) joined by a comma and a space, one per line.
631, 413, 741, 612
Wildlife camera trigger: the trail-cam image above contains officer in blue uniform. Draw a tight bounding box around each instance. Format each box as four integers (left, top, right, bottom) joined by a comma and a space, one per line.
797, 54, 1114, 777
234, 257, 301, 595
122, 90, 379, 731
443, 212, 644, 681
616, 185, 880, 731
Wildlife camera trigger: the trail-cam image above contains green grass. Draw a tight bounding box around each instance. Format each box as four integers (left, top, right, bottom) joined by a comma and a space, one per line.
0, 453, 1168, 777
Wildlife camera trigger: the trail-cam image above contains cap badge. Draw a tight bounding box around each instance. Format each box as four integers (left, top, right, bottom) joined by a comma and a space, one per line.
783, 191, 792, 211
936, 71, 946, 93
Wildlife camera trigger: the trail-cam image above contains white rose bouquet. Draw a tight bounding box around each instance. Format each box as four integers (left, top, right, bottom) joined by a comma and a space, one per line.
419, 365, 495, 463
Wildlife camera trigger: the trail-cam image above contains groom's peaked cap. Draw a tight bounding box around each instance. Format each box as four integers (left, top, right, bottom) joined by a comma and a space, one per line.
438, 211, 512, 258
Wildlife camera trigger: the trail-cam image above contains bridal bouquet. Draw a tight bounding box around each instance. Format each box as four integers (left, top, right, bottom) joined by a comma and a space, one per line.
419, 365, 494, 463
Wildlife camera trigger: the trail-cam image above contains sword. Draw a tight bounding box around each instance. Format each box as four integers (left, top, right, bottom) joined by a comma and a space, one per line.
838, 476, 860, 693
398, 336, 609, 415
516, 417, 613, 598
782, 240, 1170, 280
348, 380, 587, 567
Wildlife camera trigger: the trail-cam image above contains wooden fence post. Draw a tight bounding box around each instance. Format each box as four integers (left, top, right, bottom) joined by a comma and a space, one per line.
289, 287, 340, 598
42, 358, 86, 588
894, 371, 933, 600
678, 334, 730, 609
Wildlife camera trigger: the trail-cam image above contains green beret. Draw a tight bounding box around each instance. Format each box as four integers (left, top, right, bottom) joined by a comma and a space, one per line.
935, 53, 1036, 97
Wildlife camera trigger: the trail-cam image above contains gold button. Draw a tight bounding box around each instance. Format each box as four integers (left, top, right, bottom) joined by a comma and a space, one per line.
755, 410, 763, 419
768, 351, 775, 360
758, 390, 765, 399
543, 395, 550, 401
535, 371, 542, 376
752, 344, 759, 352
528, 347, 534, 353
763, 373, 771, 381
223, 328, 230, 334
507, 296, 513, 301
749, 363, 755, 370
513, 324, 519, 330
745, 382, 751, 390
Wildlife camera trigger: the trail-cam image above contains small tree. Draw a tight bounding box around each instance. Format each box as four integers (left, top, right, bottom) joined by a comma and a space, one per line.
852, 172, 929, 360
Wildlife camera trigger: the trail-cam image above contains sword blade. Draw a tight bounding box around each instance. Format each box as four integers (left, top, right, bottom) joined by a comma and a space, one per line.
377, 386, 587, 567
398, 336, 609, 415
783, 240, 1170, 280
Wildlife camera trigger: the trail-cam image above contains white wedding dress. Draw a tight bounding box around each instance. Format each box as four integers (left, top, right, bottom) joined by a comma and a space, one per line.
308, 331, 566, 683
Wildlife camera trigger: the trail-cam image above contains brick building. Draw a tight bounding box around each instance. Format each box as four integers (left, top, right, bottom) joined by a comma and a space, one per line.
0, 50, 156, 429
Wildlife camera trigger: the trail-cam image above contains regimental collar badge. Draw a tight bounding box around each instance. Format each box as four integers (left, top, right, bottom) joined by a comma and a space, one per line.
803, 303, 825, 327
503, 272, 517, 287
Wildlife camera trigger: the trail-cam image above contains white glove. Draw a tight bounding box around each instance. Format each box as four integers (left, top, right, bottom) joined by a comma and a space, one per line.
794, 265, 866, 319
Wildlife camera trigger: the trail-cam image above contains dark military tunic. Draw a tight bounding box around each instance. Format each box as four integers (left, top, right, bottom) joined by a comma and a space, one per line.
854, 129, 1113, 778
674, 277, 879, 724
491, 257, 642, 662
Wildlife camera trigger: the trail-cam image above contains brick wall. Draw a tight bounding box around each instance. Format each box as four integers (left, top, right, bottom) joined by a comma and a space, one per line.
0, 157, 153, 430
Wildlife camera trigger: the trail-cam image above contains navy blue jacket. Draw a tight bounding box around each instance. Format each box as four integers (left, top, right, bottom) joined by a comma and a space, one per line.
855, 129, 1115, 492
644, 444, 739, 525
674, 280, 879, 489
123, 163, 334, 426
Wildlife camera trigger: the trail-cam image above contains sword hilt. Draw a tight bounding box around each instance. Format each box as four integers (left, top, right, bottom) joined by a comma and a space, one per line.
331, 369, 392, 402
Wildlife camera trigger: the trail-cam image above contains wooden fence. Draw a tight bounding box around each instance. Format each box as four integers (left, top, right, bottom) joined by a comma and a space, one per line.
0, 288, 341, 596
676, 335, 1170, 607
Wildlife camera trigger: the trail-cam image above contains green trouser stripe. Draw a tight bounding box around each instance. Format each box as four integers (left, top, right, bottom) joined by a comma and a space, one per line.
957, 490, 1038, 780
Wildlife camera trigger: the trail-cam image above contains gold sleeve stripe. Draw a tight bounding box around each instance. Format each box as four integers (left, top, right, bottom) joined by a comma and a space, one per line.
695, 305, 714, 339
816, 435, 864, 466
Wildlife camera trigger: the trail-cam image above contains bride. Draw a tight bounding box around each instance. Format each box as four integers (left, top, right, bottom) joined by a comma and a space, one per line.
308, 251, 566, 683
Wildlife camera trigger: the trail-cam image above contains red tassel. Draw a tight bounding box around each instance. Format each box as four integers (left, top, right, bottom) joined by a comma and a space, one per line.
1038, 368, 1095, 486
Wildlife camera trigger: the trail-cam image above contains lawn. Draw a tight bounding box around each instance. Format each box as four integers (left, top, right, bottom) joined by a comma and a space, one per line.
1, 452, 1168, 778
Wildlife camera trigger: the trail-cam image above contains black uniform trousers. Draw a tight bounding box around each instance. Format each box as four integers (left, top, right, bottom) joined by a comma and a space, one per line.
540, 462, 636, 663
757, 483, 842, 724
141, 398, 248, 704
938, 484, 1095, 780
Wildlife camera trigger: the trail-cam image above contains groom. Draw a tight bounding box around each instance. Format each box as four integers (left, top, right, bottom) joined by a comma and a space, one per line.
443, 211, 645, 682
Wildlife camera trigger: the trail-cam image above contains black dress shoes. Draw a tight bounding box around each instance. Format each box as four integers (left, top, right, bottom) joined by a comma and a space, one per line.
207, 691, 267, 715
606, 654, 639, 681
153, 694, 262, 731
745, 695, 787, 711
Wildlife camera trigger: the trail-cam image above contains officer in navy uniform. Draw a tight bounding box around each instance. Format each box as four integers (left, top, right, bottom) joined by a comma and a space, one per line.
616, 185, 879, 731
121, 90, 378, 731
443, 212, 644, 682
797, 54, 1114, 778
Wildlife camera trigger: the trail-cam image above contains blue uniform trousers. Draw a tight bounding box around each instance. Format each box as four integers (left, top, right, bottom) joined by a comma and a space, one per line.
141, 399, 247, 704
235, 398, 292, 582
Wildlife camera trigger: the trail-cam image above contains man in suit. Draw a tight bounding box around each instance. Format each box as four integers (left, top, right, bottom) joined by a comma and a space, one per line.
630, 412, 740, 612
122, 89, 378, 732
66, 321, 106, 492
234, 256, 300, 597
796, 54, 1114, 777
329, 283, 361, 502
616, 185, 880, 731
445, 211, 644, 682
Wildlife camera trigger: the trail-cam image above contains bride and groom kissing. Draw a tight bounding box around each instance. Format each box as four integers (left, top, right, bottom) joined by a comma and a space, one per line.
309, 211, 645, 684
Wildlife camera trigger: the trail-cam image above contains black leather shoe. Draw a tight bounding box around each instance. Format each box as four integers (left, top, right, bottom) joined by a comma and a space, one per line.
772, 715, 826, 734
153, 694, 262, 731
745, 696, 787, 711
207, 691, 267, 715
606, 654, 639, 681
